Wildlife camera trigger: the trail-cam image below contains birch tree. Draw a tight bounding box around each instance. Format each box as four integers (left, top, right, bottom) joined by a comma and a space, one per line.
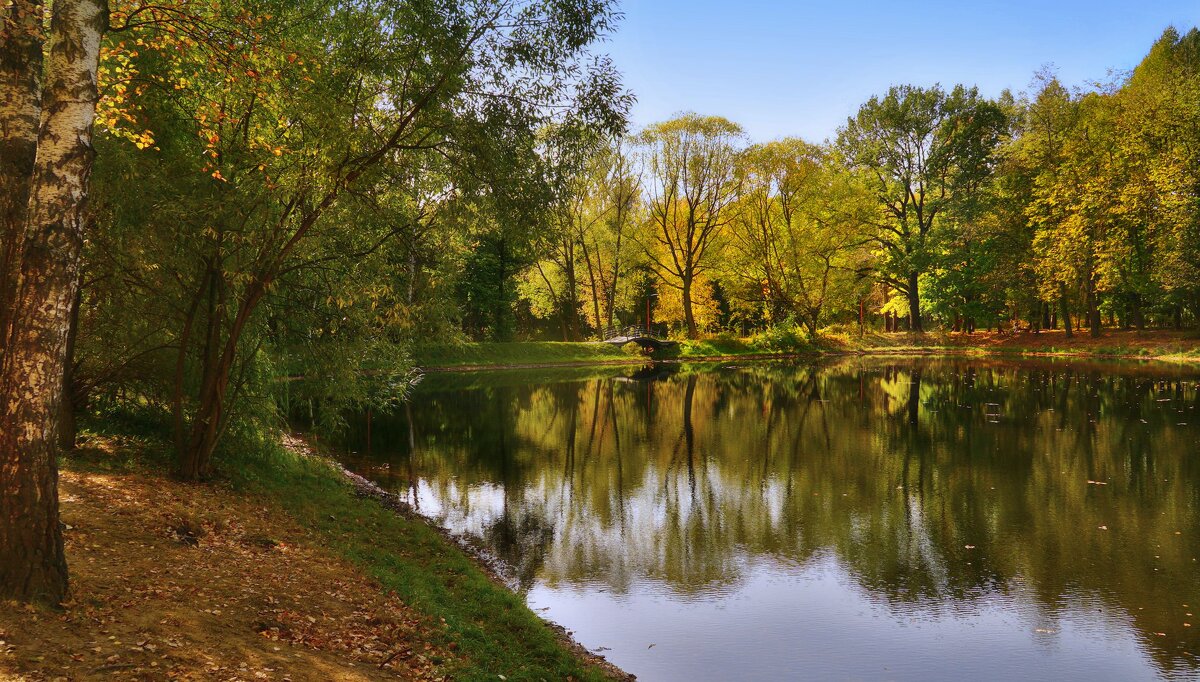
0, 0, 108, 604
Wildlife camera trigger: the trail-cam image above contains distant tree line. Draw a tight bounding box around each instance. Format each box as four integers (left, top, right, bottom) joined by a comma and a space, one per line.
516, 28, 1200, 341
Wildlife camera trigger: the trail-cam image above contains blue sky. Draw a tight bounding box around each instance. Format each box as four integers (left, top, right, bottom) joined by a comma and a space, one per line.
602, 0, 1200, 142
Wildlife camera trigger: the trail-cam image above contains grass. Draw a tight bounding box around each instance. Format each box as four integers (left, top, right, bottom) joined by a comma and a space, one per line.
237, 447, 613, 681
409, 329, 1200, 371
71, 413, 617, 682
412, 340, 631, 369
660, 335, 819, 360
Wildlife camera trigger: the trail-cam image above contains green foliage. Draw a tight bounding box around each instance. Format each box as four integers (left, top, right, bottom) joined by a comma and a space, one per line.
81, 0, 632, 473
507, 28, 1200, 341
726, 139, 873, 334
837, 84, 1009, 331
748, 322, 812, 351
71, 7, 1200, 484
620, 341, 644, 356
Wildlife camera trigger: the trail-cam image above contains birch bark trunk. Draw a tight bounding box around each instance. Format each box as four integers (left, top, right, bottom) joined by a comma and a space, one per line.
0, 0, 107, 604
0, 0, 44, 358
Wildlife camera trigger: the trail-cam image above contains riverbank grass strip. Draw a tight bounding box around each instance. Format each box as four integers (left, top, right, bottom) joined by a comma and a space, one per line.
223, 436, 621, 681
413, 341, 632, 369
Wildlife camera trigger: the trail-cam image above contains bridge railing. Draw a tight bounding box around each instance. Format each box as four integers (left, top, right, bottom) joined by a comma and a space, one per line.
600, 324, 649, 341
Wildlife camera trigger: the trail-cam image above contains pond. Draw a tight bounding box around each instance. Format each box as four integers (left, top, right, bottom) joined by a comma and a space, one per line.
331, 358, 1200, 681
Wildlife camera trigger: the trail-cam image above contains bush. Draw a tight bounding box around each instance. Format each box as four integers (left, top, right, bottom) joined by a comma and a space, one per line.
749, 323, 809, 352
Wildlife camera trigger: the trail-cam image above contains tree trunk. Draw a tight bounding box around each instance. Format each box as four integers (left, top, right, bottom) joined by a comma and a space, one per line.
58, 288, 81, 451
1059, 284, 1073, 339
906, 271, 922, 332
1086, 277, 1101, 338
682, 274, 698, 340
907, 368, 922, 426
0, 0, 44, 360
1131, 293, 1145, 331
562, 253, 580, 342
0, 0, 107, 605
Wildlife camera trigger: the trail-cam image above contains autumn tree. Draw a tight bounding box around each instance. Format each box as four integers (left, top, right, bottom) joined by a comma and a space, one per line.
639, 114, 743, 339
838, 85, 1005, 332
727, 139, 872, 335
578, 138, 642, 333
524, 135, 642, 338
1028, 88, 1115, 338
1117, 28, 1200, 328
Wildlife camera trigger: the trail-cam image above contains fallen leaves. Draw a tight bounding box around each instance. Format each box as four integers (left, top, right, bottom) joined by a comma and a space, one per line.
0, 464, 454, 680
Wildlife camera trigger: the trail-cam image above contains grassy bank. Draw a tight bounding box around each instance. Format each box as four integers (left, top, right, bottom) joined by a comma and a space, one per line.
412, 341, 633, 369
413, 331, 821, 370
825, 328, 1200, 361
0, 426, 622, 682
235, 438, 622, 681
413, 329, 1200, 370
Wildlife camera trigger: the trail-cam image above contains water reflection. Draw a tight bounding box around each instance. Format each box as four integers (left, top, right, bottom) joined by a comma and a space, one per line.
335, 359, 1200, 680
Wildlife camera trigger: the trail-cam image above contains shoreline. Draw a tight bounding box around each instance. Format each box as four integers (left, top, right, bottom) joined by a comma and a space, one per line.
0, 433, 631, 681
283, 434, 635, 680
417, 336, 1200, 372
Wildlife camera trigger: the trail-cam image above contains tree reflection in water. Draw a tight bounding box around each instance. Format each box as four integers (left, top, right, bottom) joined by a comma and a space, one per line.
336, 358, 1200, 678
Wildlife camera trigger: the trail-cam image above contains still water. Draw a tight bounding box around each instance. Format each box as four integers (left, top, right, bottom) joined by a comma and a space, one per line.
334, 358, 1200, 681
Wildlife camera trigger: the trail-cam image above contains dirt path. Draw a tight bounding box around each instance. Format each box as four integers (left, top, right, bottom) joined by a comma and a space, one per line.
0, 460, 453, 681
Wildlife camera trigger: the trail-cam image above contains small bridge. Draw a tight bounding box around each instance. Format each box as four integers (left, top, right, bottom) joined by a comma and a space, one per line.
600, 325, 677, 351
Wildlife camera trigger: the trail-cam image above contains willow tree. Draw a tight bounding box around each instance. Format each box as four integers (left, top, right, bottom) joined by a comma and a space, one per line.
527, 136, 641, 338
0, 0, 108, 604
639, 114, 743, 339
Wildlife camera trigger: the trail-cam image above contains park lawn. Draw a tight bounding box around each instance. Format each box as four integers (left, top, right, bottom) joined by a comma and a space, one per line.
410, 329, 1200, 371
826, 328, 1200, 361
412, 341, 632, 369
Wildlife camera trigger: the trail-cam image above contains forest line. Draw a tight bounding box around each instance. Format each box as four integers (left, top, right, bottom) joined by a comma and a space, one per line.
520, 29, 1200, 343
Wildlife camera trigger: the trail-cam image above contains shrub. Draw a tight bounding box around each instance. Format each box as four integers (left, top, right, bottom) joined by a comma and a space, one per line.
750, 323, 809, 352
